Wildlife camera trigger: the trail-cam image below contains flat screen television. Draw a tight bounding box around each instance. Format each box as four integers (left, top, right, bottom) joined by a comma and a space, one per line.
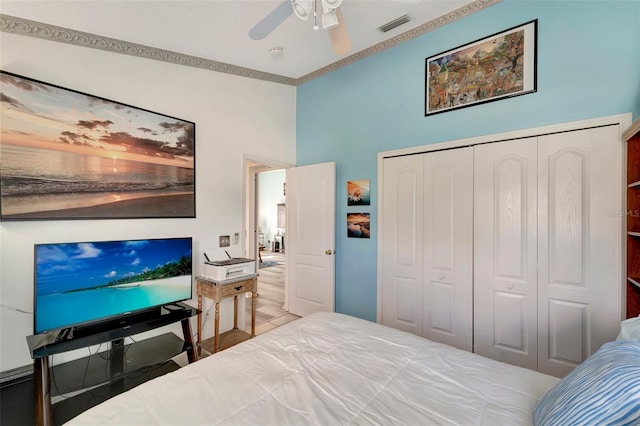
34, 237, 193, 334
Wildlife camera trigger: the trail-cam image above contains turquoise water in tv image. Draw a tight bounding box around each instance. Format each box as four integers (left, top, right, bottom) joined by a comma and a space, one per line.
34, 238, 192, 333
36, 277, 190, 332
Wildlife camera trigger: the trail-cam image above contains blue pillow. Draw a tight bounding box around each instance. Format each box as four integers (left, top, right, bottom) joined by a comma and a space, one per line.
534, 340, 640, 425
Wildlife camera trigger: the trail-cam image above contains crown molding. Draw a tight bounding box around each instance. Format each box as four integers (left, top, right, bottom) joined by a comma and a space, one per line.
0, 0, 500, 87
0, 14, 296, 86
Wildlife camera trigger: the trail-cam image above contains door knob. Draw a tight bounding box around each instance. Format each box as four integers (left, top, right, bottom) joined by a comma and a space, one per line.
325, 250, 333, 255
507, 283, 514, 290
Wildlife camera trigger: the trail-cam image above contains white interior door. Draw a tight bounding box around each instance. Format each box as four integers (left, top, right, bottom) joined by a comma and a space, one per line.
474, 138, 538, 370
381, 155, 424, 335
537, 125, 622, 377
286, 162, 336, 316
422, 148, 473, 351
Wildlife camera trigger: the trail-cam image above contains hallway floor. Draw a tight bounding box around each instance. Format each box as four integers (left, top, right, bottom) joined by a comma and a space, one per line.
247, 250, 300, 334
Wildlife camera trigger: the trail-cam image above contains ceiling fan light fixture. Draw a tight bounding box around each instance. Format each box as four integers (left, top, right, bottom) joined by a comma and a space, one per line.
322, 0, 342, 10
322, 9, 339, 29
321, 0, 339, 29
291, 0, 313, 20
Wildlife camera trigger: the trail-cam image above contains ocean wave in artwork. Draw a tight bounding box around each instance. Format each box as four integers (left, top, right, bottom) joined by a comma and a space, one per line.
1, 175, 188, 196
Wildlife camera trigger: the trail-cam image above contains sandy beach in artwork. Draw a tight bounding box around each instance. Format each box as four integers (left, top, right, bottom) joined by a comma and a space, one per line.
3, 193, 194, 219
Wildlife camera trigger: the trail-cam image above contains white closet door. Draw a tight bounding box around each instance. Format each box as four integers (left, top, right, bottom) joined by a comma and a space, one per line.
381, 155, 424, 335
474, 138, 538, 370
423, 148, 473, 351
537, 125, 621, 377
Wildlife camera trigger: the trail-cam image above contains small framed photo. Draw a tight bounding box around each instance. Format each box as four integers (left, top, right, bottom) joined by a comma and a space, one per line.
347, 179, 370, 206
347, 213, 370, 238
425, 19, 537, 116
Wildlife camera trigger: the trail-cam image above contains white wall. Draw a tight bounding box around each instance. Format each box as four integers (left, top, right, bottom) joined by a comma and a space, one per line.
0, 33, 296, 372
258, 170, 286, 248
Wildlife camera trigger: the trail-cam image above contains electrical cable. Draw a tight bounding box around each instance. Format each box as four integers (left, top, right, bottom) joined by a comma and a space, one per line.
50, 343, 102, 400
194, 301, 215, 340
0, 303, 32, 314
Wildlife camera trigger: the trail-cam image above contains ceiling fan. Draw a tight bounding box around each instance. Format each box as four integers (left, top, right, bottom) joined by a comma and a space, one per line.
249, 0, 352, 55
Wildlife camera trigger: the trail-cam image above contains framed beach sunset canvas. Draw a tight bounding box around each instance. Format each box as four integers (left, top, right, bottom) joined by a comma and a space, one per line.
347, 213, 370, 238
0, 71, 195, 220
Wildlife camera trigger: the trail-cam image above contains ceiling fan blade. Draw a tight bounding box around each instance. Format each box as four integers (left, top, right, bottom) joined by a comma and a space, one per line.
328, 7, 351, 55
249, 0, 293, 41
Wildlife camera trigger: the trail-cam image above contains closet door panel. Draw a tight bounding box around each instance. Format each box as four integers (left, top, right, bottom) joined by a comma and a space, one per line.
395, 278, 420, 324
538, 125, 621, 377
547, 299, 589, 366
493, 291, 527, 350
474, 138, 538, 370
425, 282, 455, 334
548, 150, 586, 285
381, 155, 424, 335
423, 148, 473, 351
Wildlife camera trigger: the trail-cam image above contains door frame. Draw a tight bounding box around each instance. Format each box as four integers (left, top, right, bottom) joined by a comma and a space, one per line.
243, 154, 293, 308
376, 113, 632, 323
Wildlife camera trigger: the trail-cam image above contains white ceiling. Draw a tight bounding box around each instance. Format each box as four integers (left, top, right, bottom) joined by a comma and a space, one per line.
0, 0, 482, 80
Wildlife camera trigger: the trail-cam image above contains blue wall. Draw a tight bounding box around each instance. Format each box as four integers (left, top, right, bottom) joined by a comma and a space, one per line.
296, 0, 640, 321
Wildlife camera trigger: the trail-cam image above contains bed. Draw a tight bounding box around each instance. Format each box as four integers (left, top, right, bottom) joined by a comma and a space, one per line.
67, 312, 640, 425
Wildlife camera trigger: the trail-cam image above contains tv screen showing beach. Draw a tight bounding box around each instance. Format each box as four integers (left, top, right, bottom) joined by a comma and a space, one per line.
0, 71, 195, 220
34, 237, 193, 334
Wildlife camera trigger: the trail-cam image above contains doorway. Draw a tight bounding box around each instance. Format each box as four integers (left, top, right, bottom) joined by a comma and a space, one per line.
244, 159, 296, 333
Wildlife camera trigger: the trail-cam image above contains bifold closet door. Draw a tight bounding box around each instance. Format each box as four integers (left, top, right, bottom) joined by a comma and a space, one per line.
381, 148, 473, 348
381, 155, 424, 335
422, 148, 473, 351
537, 125, 621, 377
474, 138, 538, 370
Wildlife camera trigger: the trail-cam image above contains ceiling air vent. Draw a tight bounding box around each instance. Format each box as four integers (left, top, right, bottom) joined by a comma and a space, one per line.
378, 14, 412, 33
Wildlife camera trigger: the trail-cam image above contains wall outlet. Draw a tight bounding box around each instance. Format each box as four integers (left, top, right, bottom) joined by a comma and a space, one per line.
219, 235, 230, 247
233, 232, 239, 245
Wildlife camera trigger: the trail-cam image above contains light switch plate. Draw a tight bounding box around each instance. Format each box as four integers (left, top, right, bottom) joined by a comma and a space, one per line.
219, 235, 230, 247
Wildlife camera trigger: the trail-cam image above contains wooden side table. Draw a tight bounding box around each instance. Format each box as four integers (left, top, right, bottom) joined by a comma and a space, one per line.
196, 274, 257, 354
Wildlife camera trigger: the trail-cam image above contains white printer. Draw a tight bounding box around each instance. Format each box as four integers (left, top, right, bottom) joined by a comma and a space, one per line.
203, 257, 255, 281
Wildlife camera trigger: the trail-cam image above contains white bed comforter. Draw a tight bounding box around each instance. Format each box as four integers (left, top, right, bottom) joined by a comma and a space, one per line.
68, 312, 558, 425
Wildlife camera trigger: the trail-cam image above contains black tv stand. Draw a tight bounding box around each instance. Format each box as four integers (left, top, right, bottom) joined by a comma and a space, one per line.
163, 303, 187, 312
26, 302, 199, 426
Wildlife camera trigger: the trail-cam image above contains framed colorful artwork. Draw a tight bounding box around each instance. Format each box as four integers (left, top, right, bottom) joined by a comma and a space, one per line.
347, 179, 370, 206
425, 20, 537, 116
347, 213, 370, 238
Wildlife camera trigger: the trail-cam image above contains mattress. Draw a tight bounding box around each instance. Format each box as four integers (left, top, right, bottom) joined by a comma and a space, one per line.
67, 312, 559, 425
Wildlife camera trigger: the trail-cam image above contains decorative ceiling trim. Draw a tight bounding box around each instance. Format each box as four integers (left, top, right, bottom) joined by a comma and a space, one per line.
0, 0, 500, 87
0, 14, 296, 86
